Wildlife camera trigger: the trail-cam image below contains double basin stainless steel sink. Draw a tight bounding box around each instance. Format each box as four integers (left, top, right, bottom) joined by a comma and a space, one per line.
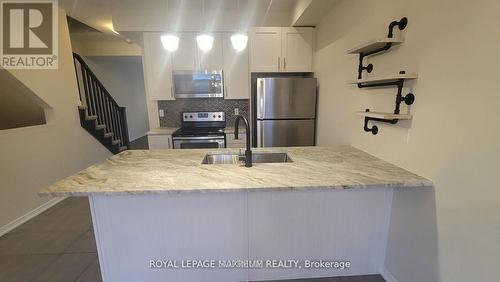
202, 152, 293, 165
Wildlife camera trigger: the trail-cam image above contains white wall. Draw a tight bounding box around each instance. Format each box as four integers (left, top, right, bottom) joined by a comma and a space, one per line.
0, 9, 111, 231
83, 56, 149, 141
314, 0, 500, 281
71, 39, 142, 57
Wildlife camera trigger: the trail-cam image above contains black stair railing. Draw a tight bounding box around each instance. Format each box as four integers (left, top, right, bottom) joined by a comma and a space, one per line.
72, 53, 130, 153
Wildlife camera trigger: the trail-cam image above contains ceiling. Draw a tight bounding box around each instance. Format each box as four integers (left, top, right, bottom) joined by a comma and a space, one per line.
60, 0, 336, 40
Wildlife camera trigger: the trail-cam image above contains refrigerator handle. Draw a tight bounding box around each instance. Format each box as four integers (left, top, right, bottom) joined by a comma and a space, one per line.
278, 57, 280, 71
257, 79, 265, 119
256, 121, 260, 147
257, 121, 264, 147
261, 122, 264, 147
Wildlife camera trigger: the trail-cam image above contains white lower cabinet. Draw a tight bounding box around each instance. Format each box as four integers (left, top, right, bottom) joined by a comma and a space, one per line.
148, 134, 172, 149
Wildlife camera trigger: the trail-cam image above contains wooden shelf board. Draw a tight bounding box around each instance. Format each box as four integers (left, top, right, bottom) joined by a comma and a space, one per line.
349, 73, 418, 85
357, 111, 412, 120
347, 38, 404, 54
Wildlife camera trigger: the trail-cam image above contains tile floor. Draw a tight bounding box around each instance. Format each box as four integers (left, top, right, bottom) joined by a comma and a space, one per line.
0, 197, 100, 281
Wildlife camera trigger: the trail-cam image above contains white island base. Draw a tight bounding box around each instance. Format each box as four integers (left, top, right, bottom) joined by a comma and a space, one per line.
88, 187, 429, 282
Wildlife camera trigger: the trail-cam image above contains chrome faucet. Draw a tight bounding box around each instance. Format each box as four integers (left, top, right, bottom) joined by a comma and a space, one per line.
234, 115, 252, 167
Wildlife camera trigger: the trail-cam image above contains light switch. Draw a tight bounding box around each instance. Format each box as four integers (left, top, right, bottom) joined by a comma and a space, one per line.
234, 108, 239, 115
159, 109, 165, 117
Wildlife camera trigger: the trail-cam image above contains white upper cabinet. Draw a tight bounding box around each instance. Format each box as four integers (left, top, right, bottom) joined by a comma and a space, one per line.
198, 34, 223, 71
172, 34, 223, 71
222, 34, 250, 99
281, 28, 313, 72
250, 27, 314, 73
142, 28, 312, 101
172, 34, 197, 70
250, 27, 282, 72
142, 32, 174, 100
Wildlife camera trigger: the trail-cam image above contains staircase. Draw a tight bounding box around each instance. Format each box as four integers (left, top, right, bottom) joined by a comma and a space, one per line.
72, 53, 129, 154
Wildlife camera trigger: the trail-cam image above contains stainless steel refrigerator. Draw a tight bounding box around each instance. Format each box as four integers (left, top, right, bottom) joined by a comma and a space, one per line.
253, 77, 317, 147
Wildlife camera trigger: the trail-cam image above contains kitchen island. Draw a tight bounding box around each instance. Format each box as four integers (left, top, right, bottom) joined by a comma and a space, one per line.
40, 146, 433, 281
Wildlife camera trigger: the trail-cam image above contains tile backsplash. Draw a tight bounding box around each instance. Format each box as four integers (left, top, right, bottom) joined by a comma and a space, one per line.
158, 98, 249, 127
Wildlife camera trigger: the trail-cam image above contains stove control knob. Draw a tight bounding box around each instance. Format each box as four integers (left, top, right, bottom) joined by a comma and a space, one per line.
213, 115, 216, 118
218, 115, 221, 118
184, 115, 187, 118
189, 115, 193, 118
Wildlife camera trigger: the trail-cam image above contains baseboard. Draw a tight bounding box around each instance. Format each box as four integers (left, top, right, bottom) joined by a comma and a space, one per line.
0, 197, 67, 237
381, 266, 397, 282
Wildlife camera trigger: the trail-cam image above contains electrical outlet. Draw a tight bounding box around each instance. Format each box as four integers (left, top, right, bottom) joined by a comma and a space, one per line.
234, 108, 239, 115
159, 109, 165, 117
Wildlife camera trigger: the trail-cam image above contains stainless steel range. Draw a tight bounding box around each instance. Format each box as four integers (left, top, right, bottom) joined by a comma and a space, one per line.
172, 111, 226, 149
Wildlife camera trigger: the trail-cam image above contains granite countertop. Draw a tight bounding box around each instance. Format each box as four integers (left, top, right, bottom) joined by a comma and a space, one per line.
146, 127, 178, 135
39, 146, 432, 196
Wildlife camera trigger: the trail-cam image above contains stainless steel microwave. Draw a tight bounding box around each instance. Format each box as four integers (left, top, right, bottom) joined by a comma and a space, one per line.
172, 70, 223, 98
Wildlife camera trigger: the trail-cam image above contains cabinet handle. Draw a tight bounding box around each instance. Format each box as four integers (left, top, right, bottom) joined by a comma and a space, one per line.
284, 58, 286, 71
278, 57, 280, 71
223, 71, 227, 98
170, 86, 173, 98
168, 137, 171, 149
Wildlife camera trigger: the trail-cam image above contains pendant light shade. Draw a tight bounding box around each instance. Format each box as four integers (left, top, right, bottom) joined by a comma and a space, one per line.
196, 34, 214, 52
230, 33, 248, 51
160, 34, 179, 52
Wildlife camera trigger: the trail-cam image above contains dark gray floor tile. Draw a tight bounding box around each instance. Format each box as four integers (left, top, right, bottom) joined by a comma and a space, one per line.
10, 214, 92, 234
0, 230, 83, 255
65, 230, 97, 253
75, 257, 102, 282
129, 135, 149, 149
33, 253, 96, 282
39, 197, 91, 218
0, 254, 59, 281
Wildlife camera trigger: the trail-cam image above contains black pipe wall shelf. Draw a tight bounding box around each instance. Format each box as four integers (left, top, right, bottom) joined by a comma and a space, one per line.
347, 17, 417, 135
349, 72, 417, 88
347, 38, 404, 55
348, 17, 408, 79
357, 111, 412, 120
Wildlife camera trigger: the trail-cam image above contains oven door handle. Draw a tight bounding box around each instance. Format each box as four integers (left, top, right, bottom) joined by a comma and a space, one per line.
172, 136, 225, 140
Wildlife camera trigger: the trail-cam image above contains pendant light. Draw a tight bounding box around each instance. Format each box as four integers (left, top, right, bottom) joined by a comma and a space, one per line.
231, 33, 248, 52
231, 1, 248, 51
160, 34, 179, 52
197, 0, 214, 52
196, 34, 214, 52
160, 1, 180, 52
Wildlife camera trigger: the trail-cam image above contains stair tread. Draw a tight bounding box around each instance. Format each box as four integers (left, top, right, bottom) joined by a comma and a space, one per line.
104, 132, 114, 138
95, 124, 106, 130
112, 139, 121, 145
85, 115, 97, 121
78, 105, 87, 110
119, 146, 127, 152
